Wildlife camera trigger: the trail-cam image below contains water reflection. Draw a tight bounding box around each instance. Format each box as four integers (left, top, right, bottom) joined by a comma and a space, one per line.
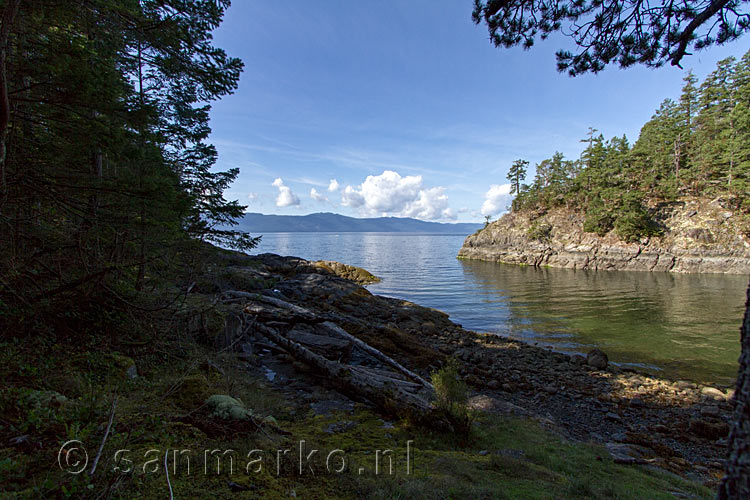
459, 260, 746, 384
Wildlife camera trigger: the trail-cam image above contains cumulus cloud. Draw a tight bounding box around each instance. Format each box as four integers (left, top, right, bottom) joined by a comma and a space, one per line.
480, 183, 512, 216
272, 178, 300, 208
341, 185, 365, 208
247, 192, 259, 202
310, 188, 328, 203
340, 170, 453, 221
328, 179, 339, 192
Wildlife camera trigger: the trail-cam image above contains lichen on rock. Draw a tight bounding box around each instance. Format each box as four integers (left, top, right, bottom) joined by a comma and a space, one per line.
205, 394, 254, 420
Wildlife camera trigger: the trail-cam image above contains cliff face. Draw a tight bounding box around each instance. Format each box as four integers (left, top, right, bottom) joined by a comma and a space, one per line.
458, 197, 750, 274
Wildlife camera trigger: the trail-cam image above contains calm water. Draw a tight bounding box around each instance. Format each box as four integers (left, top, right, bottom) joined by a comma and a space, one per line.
253, 232, 748, 385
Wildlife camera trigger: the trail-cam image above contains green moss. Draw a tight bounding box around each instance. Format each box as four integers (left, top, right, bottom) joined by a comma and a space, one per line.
167, 374, 211, 408
0, 328, 713, 500
205, 394, 254, 420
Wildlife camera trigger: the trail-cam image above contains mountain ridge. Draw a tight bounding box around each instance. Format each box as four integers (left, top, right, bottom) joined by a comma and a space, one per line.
239, 212, 482, 234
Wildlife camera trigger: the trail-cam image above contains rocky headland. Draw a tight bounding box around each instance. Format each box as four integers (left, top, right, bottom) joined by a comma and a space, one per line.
458, 197, 750, 274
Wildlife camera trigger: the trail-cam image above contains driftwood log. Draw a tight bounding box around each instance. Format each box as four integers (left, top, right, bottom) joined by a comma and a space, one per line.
232, 290, 439, 420
317, 321, 433, 390
230, 290, 433, 389
287, 327, 352, 362
252, 322, 435, 418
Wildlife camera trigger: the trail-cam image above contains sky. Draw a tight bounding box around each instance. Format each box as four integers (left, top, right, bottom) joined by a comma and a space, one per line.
209, 0, 750, 223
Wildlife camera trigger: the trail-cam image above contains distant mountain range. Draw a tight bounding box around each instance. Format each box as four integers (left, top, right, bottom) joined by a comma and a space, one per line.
239, 212, 482, 234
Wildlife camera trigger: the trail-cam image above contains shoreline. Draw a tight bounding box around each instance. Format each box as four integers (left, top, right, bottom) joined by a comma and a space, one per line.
230, 252, 735, 485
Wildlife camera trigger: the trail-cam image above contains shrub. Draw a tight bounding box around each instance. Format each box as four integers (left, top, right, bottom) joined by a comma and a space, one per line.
526, 221, 552, 242
583, 199, 614, 236
431, 359, 473, 437
613, 194, 661, 242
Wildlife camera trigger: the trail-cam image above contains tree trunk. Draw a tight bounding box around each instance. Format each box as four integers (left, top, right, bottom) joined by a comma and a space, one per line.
252, 321, 435, 419
718, 282, 750, 499
0, 0, 21, 205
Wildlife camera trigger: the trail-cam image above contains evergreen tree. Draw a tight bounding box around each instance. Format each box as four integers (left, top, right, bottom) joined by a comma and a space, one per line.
730, 51, 750, 208
0, 0, 257, 322
507, 159, 528, 195
675, 71, 699, 185
472, 0, 750, 74
693, 57, 737, 187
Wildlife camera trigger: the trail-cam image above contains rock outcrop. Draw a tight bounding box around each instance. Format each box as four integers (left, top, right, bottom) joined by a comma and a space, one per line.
458, 197, 750, 274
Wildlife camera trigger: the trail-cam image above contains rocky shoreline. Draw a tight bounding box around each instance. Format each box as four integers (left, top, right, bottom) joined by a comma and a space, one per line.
208, 251, 736, 488
458, 197, 750, 274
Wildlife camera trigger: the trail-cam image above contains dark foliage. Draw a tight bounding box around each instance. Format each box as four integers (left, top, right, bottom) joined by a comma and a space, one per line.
0, 1, 257, 336
472, 0, 750, 75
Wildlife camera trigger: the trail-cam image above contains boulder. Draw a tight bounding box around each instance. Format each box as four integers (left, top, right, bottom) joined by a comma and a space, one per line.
700, 405, 720, 418
171, 375, 210, 407
700, 386, 726, 400
571, 354, 586, 365
205, 395, 254, 420
313, 260, 380, 284
689, 418, 729, 440
586, 349, 609, 370
605, 442, 650, 465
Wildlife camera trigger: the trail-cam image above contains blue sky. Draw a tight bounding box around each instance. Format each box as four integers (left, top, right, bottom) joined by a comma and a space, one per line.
210, 0, 750, 223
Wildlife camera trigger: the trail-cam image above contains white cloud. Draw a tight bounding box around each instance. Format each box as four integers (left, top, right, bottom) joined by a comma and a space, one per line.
480, 183, 512, 216
340, 170, 453, 221
341, 185, 365, 208
247, 192, 259, 202
310, 188, 328, 203
328, 179, 339, 192
401, 187, 455, 220
272, 178, 300, 208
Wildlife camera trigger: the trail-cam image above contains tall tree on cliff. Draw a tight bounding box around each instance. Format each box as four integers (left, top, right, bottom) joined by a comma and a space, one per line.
472, 2, 750, 497
507, 159, 528, 195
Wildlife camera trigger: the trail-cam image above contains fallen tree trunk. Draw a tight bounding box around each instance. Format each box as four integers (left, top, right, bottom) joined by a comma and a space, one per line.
224, 290, 322, 323
317, 321, 433, 390
234, 290, 434, 390
287, 327, 352, 361
349, 366, 424, 391
252, 322, 435, 418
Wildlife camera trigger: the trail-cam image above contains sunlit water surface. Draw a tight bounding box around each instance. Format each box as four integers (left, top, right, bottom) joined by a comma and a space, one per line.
252, 232, 747, 385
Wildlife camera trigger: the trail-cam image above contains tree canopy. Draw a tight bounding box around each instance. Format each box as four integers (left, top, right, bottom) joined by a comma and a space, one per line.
509, 51, 750, 241
507, 159, 529, 195
472, 0, 750, 75
0, 0, 257, 327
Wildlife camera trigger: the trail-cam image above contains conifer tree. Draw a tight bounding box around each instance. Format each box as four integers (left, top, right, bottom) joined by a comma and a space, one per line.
0, 0, 257, 318
507, 159, 528, 195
